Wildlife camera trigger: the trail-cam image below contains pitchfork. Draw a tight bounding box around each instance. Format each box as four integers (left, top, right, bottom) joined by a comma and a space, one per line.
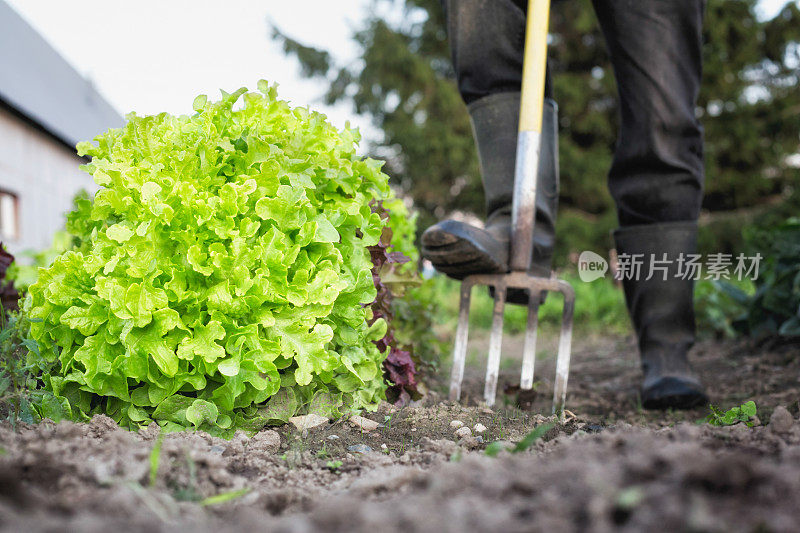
448, 0, 575, 414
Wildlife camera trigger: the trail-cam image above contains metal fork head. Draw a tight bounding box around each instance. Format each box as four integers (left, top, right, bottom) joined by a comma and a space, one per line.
448, 271, 575, 415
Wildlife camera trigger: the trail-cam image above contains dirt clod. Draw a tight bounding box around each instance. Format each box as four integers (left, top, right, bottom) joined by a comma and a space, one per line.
769, 405, 795, 434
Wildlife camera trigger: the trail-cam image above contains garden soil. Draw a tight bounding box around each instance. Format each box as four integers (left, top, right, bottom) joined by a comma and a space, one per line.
1, 335, 799, 532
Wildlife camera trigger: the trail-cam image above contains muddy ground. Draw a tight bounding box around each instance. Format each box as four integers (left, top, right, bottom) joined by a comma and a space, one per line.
1, 335, 799, 532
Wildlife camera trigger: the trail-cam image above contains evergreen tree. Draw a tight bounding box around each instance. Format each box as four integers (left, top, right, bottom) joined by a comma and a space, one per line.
274, 0, 800, 264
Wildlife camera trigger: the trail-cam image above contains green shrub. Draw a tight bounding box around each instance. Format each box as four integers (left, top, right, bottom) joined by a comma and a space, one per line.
25, 83, 397, 436
694, 279, 753, 339
737, 218, 800, 339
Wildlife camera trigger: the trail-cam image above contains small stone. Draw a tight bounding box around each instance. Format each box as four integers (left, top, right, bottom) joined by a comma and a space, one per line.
459, 436, 483, 450
347, 444, 373, 454
473, 423, 487, 434
289, 414, 329, 431
449, 420, 464, 429
210, 445, 225, 454
455, 426, 472, 439
349, 415, 380, 432
769, 406, 794, 434
327, 434, 340, 440
380, 443, 388, 450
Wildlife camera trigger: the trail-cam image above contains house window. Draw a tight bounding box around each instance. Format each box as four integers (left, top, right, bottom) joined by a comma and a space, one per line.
0, 191, 18, 241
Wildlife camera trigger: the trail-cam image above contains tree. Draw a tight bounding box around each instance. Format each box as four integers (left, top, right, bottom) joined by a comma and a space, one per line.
274, 0, 800, 265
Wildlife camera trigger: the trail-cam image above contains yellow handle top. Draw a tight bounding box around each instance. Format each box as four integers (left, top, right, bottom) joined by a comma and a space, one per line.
519, 0, 551, 133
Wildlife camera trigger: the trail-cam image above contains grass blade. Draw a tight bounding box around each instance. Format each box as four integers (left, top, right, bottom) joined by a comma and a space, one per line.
149, 433, 164, 487
200, 488, 250, 506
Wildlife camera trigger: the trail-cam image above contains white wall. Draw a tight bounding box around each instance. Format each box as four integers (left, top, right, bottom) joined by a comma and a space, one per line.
0, 105, 98, 257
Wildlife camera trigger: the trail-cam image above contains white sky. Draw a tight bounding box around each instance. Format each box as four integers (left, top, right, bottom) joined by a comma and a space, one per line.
5, 0, 796, 144
5, 0, 374, 136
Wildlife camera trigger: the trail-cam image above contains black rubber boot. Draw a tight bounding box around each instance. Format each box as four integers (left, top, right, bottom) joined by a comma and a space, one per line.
614, 222, 709, 410
421, 92, 559, 303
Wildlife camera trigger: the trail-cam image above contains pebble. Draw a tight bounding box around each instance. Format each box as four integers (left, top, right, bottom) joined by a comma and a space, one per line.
450, 420, 464, 429
327, 434, 340, 441
380, 443, 388, 450
455, 426, 472, 439
349, 415, 381, 432
769, 406, 795, 434
347, 444, 373, 454
289, 414, 329, 431
473, 423, 487, 434
459, 436, 483, 450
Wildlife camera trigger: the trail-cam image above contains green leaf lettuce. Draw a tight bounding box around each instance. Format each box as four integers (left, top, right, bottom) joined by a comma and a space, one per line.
26, 83, 393, 436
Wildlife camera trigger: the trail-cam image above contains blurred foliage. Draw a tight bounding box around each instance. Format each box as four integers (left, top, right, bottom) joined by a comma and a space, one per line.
0, 311, 67, 428
426, 272, 761, 340
391, 279, 449, 375
694, 279, 753, 339
432, 272, 630, 336
383, 198, 449, 384
274, 0, 800, 265
735, 218, 800, 340
6, 231, 75, 293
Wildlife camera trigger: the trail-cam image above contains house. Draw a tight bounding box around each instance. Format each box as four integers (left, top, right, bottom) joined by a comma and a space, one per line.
0, 0, 123, 256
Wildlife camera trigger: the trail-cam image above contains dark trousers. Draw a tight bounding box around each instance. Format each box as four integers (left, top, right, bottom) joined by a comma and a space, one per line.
442, 0, 705, 227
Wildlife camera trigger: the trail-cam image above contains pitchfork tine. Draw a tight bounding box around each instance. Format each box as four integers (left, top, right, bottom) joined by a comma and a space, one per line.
520, 291, 540, 390
552, 282, 575, 415
449, 281, 472, 402
483, 285, 506, 406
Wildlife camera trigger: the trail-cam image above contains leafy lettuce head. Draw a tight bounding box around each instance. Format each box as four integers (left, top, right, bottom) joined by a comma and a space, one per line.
27, 82, 392, 435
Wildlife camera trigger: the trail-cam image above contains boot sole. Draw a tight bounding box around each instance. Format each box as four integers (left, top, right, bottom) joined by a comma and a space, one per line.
641, 376, 709, 410
421, 225, 508, 280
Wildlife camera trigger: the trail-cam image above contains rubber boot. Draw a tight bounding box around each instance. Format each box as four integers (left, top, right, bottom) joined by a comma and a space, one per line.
614, 222, 709, 410
421, 92, 559, 303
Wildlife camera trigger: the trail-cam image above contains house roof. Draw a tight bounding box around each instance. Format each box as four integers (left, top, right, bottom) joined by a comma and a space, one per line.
0, 0, 124, 151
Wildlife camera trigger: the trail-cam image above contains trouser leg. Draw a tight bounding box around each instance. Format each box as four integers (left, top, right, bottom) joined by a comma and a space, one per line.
592, 0, 705, 226
595, 0, 708, 409
442, 0, 553, 104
